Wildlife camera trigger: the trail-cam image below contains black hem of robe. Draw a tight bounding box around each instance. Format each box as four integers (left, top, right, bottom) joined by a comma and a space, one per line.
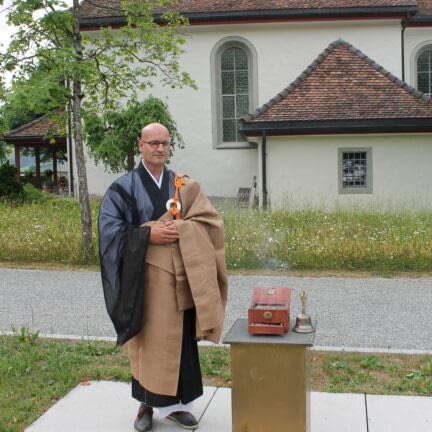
131, 308, 203, 407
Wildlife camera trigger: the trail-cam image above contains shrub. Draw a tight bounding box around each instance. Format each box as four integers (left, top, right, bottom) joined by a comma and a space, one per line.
23, 171, 36, 186
0, 161, 24, 198
23, 184, 50, 203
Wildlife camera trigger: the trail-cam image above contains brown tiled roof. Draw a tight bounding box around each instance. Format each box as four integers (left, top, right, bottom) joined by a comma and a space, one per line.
242, 39, 432, 129
5, 111, 65, 141
78, 0, 122, 19
416, 0, 432, 15
78, 0, 417, 20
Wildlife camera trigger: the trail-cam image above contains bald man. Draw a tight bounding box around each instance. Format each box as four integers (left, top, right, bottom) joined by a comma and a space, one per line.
99, 123, 228, 431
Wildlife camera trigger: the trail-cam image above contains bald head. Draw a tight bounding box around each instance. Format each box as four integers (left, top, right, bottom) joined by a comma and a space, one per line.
141, 123, 170, 140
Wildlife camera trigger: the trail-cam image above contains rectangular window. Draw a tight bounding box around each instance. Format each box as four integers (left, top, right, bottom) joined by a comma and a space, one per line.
338, 148, 372, 194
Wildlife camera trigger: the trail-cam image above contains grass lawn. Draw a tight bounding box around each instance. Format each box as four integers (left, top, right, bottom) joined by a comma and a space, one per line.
1, 329, 431, 432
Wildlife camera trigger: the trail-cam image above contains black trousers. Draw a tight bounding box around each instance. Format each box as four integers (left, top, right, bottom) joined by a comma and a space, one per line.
132, 308, 203, 407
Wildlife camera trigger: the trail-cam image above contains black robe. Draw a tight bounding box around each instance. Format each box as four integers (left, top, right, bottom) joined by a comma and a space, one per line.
98, 162, 171, 346
98, 162, 202, 406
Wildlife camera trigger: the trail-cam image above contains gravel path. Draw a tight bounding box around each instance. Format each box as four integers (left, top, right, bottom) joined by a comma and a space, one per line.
1, 268, 431, 352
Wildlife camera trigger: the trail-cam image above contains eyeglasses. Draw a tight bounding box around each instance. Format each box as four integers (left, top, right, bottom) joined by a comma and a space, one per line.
139, 140, 171, 149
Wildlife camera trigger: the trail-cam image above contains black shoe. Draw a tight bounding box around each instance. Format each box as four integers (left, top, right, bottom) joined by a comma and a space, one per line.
167, 411, 199, 430
134, 404, 153, 432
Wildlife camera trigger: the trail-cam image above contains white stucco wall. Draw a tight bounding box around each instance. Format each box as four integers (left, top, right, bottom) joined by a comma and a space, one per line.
84, 18, 406, 198
266, 134, 432, 209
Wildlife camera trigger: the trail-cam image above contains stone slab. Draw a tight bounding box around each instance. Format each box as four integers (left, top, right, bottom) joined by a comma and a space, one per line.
367, 394, 432, 432
196, 387, 232, 432
23, 381, 432, 432
311, 392, 367, 432
25, 381, 217, 432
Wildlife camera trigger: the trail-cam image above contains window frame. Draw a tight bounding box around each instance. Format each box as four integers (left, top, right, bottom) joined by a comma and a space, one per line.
416, 45, 432, 96
210, 36, 258, 149
411, 41, 432, 96
338, 147, 373, 194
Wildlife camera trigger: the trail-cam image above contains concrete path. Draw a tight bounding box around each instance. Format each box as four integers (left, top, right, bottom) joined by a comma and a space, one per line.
1, 267, 432, 352
25, 381, 432, 432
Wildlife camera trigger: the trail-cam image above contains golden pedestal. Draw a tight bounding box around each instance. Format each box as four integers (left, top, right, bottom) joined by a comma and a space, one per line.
223, 319, 315, 432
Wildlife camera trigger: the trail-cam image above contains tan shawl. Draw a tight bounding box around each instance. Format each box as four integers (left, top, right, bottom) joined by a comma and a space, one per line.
127, 175, 228, 396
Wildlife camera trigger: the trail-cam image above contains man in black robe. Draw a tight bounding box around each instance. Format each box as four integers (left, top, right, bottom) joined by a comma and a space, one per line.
99, 123, 207, 431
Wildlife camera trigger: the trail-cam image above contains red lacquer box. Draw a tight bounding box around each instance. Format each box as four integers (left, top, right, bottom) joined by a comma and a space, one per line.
248, 287, 291, 335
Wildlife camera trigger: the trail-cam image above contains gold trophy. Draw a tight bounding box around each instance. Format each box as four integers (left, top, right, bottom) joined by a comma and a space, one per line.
293, 291, 314, 333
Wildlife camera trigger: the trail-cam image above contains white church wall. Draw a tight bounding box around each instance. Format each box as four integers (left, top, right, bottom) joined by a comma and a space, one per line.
266, 134, 432, 210
84, 19, 404, 198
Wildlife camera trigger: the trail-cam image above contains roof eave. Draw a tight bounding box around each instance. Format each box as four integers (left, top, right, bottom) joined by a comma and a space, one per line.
240, 118, 432, 136
181, 6, 417, 22
79, 6, 418, 28
3, 136, 66, 145
406, 16, 432, 26
79, 17, 126, 28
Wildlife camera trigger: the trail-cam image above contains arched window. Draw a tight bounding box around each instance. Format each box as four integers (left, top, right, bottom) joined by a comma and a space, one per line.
417, 46, 432, 96
211, 37, 257, 148
221, 47, 249, 142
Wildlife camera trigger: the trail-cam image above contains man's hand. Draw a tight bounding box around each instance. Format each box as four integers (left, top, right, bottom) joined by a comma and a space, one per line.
149, 221, 179, 244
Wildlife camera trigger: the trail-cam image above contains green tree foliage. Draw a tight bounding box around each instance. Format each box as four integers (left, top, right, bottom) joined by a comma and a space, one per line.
0, 161, 23, 197
85, 96, 184, 173
1, 101, 37, 131
0, 0, 195, 259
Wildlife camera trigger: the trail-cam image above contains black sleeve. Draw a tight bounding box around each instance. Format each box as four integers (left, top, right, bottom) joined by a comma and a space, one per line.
98, 183, 150, 346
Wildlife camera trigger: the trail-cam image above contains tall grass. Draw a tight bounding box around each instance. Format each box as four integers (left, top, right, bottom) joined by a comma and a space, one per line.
0, 195, 100, 266
221, 206, 432, 273
1, 193, 431, 273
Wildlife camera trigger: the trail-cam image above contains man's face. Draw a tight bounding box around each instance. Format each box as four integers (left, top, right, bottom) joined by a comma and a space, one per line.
138, 124, 170, 171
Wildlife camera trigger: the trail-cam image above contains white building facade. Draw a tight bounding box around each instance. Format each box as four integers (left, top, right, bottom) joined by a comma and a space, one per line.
79, 1, 432, 209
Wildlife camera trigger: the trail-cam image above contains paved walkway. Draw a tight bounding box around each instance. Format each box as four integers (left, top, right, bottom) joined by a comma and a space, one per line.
25, 381, 432, 432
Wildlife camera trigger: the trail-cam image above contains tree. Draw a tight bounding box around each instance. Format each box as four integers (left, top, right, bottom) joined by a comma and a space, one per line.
85, 95, 184, 173
0, 0, 195, 259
